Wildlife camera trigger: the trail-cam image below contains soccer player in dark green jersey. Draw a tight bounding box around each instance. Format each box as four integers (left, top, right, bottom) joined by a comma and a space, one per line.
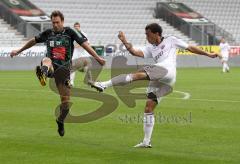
10, 10, 105, 137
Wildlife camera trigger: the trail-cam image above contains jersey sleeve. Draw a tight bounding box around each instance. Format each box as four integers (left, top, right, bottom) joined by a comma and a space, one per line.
141, 45, 152, 58
35, 30, 49, 43
172, 36, 189, 49
70, 28, 88, 45
80, 31, 88, 41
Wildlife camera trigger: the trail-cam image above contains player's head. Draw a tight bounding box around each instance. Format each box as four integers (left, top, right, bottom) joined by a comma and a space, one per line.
50, 10, 64, 32
74, 22, 81, 31
220, 37, 225, 43
145, 23, 162, 44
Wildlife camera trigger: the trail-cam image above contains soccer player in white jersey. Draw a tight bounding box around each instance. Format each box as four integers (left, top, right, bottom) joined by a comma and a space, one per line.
219, 37, 230, 73
70, 22, 92, 86
90, 23, 219, 148
71, 57, 92, 86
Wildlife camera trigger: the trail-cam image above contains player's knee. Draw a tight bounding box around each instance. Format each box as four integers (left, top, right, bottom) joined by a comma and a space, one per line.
61, 101, 70, 110
132, 72, 148, 81
145, 105, 154, 113
42, 57, 52, 65
61, 95, 70, 102
147, 92, 158, 102
125, 74, 133, 82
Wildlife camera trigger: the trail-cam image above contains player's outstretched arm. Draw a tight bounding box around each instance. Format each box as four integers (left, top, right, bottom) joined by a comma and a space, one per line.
81, 42, 105, 66
187, 45, 219, 58
10, 38, 37, 58
118, 31, 144, 58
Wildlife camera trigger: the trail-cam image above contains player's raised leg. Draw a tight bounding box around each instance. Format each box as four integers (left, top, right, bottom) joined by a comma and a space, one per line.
36, 57, 54, 86
90, 71, 149, 92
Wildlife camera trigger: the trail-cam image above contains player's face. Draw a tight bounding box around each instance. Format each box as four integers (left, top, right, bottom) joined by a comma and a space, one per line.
52, 16, 64, 32
145, 29, 158, 44
74, 24, 80, 31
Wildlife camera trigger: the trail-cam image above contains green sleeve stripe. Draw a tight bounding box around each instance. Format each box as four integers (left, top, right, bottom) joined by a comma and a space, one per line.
71, 27, 83, 39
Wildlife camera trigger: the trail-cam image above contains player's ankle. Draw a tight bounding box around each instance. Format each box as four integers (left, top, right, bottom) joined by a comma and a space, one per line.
41, 65, 49, 76
143, 139, 151, 145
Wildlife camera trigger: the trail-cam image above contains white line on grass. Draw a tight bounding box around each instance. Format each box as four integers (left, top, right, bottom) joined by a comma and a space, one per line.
173, 90, 191, 100
1, 88, 240, 103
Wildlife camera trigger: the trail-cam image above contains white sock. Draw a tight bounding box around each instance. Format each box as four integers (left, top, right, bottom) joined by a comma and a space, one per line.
101, 80, 113, 88
70, 71, 76, 86
226, 63, 230, 71
125, 74, 133, 83
101, 74, 133, 88
143, 113, 155, 144
223, 63, 226, 72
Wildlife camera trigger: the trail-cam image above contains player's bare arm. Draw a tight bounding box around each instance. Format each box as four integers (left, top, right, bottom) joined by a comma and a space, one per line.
10, 38, 36, 58
74, 44, 81, 48
187, 45, 219, 58
81, 42, 105, 66
118, 31, 144, 58
75, 41, 89, 49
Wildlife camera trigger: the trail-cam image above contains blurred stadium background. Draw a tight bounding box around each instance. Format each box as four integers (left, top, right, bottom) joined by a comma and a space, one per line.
0, 0, 240, 163
0, 0, 240, 69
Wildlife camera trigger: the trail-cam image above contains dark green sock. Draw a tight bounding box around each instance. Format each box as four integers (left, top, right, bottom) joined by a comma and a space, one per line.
58, 103, 69, 123
41, 65, 49, 76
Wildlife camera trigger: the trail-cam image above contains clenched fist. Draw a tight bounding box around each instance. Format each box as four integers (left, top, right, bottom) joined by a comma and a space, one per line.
118, 31, 127, 43
10, 50, 20, 58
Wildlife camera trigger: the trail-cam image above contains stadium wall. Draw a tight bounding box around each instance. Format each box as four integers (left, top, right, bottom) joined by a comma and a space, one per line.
1, 55, 240, 70
0, 46, 239, 70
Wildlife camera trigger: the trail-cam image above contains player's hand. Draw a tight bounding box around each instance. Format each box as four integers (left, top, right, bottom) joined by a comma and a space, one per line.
98, 57, 106, 66
10, 50, 19, 58
208, 53, 219, 58
118, 31, 127, 43
217, 53, 222, 59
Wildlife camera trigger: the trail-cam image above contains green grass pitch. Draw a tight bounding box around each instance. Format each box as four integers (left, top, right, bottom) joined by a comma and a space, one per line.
0, 68, 240, 164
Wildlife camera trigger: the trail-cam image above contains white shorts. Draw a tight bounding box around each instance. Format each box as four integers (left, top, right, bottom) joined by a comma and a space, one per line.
221, 53, 229, 62
221, 56, 229, 62
142, 65, 176, 103
71, 57, 91, 72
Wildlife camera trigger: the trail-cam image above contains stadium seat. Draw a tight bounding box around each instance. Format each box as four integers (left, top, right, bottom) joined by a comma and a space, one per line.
29, 0, 197, 46
0, 19, 26, 47
180, 0, 240, 44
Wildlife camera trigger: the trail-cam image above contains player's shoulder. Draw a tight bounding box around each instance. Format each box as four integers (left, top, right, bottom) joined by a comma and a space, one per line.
65, 27, 82, 35
164, 35, 185, 44
64, 26, 74, 33
65, 26, 80, 34
164, 35, 179, 40
160, 35, 176, 44
63, 27, 80, 38
42, 28, 52, 34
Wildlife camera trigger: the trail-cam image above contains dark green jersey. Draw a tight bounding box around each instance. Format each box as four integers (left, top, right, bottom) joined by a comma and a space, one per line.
35, 27, 87, 66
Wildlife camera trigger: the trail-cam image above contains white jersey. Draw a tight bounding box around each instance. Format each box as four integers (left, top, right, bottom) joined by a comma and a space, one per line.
142, 36, 189, 69
219, 42, 230, 57
72, 30, 89, 60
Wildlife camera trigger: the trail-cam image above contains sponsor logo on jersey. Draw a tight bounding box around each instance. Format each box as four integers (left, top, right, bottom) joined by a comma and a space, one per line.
50, 41, 54, 47
155, 51, 164, 61
52, 47, 66, 60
